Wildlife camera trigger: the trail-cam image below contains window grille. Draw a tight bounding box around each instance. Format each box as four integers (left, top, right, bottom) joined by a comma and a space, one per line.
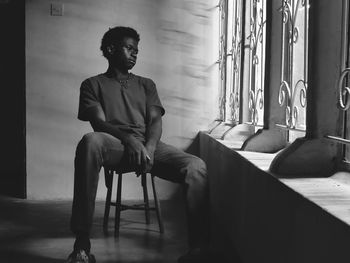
277, 0, 309, 135
325, 0, 350, 163
217, 0, 266, 127
224, 0, 243, 124
247, 0, 266, 126
217, 0, 228, 122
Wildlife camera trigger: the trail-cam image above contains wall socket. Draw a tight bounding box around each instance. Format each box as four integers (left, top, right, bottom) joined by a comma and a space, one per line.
51, 3, 64, 16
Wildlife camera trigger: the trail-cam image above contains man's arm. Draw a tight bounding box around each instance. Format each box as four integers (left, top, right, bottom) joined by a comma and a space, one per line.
144, 106, 163, 171
86, 106, 149, 169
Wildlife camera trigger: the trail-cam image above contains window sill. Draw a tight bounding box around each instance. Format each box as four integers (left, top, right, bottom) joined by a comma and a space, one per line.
205, 132, 350, 225
198, 131, 350, 261
281, 172, 350, 225
235, 150, 277, 171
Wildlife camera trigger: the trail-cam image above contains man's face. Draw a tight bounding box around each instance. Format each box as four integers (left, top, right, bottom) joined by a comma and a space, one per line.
112, 37, 139, 70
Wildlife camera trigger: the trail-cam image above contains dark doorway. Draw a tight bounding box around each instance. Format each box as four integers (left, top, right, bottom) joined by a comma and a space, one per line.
0, 0, 26, 198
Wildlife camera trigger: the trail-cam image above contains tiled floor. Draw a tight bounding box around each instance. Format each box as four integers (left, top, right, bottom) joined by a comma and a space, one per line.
0, 196, 188, 263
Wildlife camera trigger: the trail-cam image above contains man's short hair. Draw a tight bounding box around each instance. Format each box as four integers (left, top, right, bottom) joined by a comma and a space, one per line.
100, 26, 140, 59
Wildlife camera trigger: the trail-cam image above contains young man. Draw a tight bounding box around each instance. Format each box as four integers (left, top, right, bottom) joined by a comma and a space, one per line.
66, 27, 209, 263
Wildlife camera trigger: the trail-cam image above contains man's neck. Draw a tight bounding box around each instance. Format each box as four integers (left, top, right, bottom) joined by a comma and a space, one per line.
107, 65, 130, 80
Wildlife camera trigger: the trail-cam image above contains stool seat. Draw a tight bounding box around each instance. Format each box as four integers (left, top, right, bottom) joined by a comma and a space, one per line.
103, 167, 164, 236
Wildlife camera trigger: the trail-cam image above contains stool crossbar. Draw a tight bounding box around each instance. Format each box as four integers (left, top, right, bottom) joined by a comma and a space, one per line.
103, 167, 164, 236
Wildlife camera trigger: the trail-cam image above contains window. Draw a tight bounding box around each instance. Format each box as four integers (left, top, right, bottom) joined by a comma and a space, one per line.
247, 0, 266, 127
217, 0, 228, 122
225, 0, 243, 125
214, 0, 310, 144
326, 0, 350, 165
212, 0, 350, 176
216, 0, 266, 127
276, 0, 309, 140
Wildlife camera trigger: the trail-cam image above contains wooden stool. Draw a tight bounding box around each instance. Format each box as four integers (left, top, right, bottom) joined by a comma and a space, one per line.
103, 167, 164, 236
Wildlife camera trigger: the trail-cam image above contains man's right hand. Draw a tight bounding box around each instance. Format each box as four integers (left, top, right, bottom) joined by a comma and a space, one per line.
87, 106, 153, 172
124, 135, 149, 172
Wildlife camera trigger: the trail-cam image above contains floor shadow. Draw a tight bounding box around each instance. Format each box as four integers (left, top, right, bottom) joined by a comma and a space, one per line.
0, 196, 72, 240
0, 250, 64, 263
0, 196, 188, 263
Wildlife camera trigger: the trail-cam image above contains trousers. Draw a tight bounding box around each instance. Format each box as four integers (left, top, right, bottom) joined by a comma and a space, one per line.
70, 132, 208, 248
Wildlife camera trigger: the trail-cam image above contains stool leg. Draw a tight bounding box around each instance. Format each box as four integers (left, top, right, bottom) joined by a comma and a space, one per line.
115, 173, 123, 237
151, 175, 164, 233
141, 173, 150, 224
103, 169, 113, 233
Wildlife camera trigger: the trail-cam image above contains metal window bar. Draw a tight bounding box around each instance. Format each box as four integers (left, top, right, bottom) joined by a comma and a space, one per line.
217, 0, 228, 121
277, 0, 309, 133
246, 0, 266, 126
325, 0, 350, 153
225, 0, 243, 124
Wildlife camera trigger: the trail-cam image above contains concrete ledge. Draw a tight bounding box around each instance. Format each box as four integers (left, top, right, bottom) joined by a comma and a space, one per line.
198, 132, 350, 263
281, 175, 350, 226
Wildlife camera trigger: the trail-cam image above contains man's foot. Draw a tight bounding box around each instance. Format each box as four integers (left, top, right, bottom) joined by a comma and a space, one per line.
178, 248, 210, 263
66, 249, 96, 263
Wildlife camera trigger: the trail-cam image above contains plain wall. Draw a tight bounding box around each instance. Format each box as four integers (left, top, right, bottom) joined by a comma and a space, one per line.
26, 0, 218, 200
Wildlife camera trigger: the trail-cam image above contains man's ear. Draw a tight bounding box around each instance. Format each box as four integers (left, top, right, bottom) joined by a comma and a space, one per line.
107, 44, 115, 55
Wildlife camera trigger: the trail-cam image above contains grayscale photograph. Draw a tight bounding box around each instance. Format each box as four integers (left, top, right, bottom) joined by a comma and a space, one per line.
0, 0, 349, 262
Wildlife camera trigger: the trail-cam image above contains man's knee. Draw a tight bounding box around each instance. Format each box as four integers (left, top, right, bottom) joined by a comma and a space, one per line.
191, 157, 207, 175
76, 132, 103, 154
183, 156, 207, 184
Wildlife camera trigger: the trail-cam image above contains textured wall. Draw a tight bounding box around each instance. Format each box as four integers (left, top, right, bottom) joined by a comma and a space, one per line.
26, 0, 218, 200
